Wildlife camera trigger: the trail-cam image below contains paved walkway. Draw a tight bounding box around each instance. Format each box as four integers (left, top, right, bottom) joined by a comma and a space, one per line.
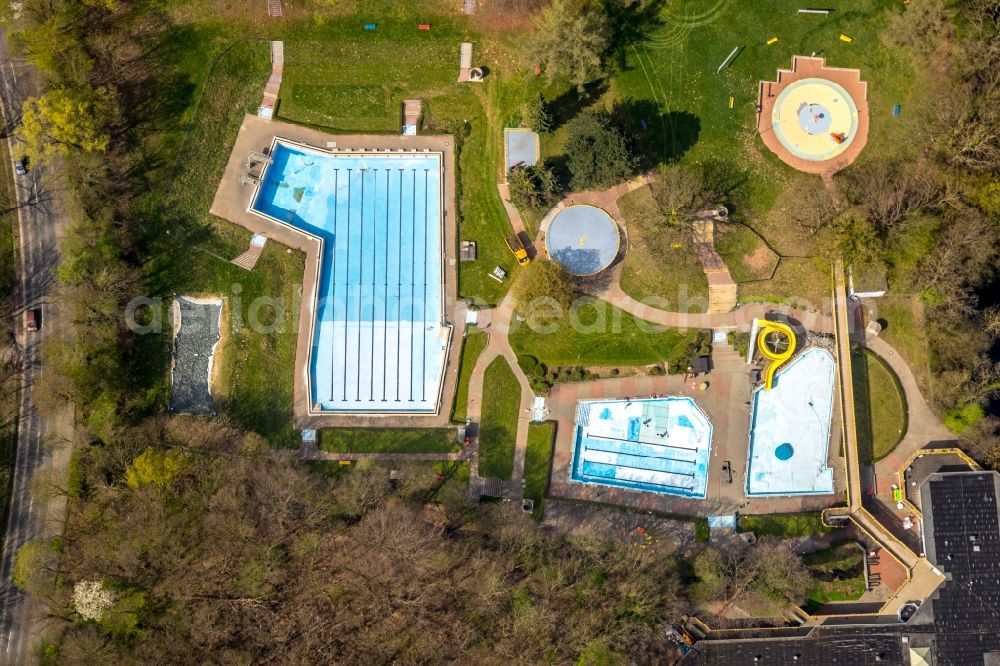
260, 42, 283, 116
867, 335, 955, 486
465, 292, 536, 499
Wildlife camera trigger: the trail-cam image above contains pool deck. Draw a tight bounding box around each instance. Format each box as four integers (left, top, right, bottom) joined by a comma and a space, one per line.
546, 344, 846, 517
210, 114, 462, 429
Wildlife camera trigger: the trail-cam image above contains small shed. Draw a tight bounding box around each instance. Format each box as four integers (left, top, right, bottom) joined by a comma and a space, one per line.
691, 356, 712, 375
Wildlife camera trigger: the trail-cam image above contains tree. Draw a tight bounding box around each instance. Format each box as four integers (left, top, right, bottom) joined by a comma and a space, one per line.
19, 86, 120, 164
690, 540, 811, 614
507, 163, 559, 210
843, 160, 944, 235
529, 0, 610, 92
523, 93, 553, 133
830, 209, 881, 266
564, 109, 635, 190
651, 164, 711, 225
511, 259, 575, 322
124, 447, 188, 490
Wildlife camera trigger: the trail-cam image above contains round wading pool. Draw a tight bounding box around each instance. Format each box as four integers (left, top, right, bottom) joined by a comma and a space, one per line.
545, 204, 620, 276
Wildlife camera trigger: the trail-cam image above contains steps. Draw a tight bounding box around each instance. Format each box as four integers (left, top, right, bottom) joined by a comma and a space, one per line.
259, 41, 284, 118
231, 245, 263, 271
267, 0, 282, 17
462, 0, 477, 14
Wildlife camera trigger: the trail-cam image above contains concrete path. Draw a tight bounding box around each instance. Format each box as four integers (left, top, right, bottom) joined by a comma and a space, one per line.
465, 293, 535, 499
867, 335, 955, 484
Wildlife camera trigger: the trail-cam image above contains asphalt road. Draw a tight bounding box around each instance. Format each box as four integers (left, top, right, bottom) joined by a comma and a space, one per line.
0, 29, 65, 665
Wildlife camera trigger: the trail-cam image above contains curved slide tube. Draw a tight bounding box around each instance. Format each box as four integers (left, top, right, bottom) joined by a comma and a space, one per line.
756, 320, 797, 390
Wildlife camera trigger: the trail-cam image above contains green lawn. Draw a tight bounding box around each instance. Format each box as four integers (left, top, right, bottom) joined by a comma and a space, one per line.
478, 357, 521, 480
319, 428, 459, 454
875, 295, 932, 395
714, 224, 777, 283
141, 41, 304, 448
524, 422, 556, 519
737, 512, 834, 538
509, 298, 702, 367
605, 0, 913, 303
0, 111, 19, 542
852, 348, 908, 463
617, 185, 708, 311
451, 328, 489, 422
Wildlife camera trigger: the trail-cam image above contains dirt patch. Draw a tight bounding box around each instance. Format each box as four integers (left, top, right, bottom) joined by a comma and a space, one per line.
743, 245, 773, 275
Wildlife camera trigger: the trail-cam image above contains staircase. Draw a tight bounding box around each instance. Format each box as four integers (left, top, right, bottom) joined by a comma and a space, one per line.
259, 42, 284, 118
232, 234, 267, 271
462, 0, 477, 14
692, 219, 738, 314
267, 0, 282, 17
711, 338, 743, 363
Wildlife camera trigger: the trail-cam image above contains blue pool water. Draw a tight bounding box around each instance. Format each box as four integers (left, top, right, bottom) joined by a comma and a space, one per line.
745, 347, 836, 496
570, 397, 713, 498
251, 140, 447, 413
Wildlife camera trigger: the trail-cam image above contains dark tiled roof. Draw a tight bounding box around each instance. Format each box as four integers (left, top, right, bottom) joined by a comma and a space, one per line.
681, 471, 1000, 666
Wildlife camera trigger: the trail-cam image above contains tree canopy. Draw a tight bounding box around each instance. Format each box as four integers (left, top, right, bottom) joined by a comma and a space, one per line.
511, 259, 576, 323
529, 0, 610, 91
564, 109, 636, 190
19, 85, 119, 164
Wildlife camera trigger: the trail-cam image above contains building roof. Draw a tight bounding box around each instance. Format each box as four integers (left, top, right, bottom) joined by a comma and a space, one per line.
681, 471, 1000, 666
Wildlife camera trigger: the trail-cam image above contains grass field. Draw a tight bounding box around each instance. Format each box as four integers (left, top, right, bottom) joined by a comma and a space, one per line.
144, 41, 304, 448
319, 428, 459, 454
478, 357, 521, 480
524, 422, 556, 519
737, 512, 834, 538
875, 295, 932, 395
604, 0, 912, 303
509, 299, 701, 367
617, 186, 708, 310
451, 328, 489, 422
853, 348, 908, 463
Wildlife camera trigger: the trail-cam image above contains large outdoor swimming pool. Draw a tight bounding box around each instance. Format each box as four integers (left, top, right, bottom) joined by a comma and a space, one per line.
745, 347, 836, 496
251, 140, 447, 413
570, 397, 713, 498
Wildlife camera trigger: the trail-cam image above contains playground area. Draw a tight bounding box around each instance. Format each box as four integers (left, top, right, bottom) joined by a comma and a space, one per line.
758, 56, 869, 173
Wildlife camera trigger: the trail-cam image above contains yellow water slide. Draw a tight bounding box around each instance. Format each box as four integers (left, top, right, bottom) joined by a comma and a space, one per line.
757, 320, 797, 390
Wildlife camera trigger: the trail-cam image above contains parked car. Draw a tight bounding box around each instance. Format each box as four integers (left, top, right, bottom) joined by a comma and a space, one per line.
25, 308, 40, 333
14, 158, 27, 176
505, 233, 530, 266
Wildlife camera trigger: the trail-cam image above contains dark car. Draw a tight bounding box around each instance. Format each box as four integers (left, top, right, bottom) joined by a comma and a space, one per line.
25, 308, 40, 333
14, 159, 27, 176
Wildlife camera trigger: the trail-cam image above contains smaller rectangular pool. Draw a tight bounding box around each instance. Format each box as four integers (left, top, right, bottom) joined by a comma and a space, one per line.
570, 397, 713, 499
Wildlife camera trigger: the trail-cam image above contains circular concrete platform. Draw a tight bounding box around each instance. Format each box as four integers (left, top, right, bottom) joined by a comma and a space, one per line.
545, 204, 620, 276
